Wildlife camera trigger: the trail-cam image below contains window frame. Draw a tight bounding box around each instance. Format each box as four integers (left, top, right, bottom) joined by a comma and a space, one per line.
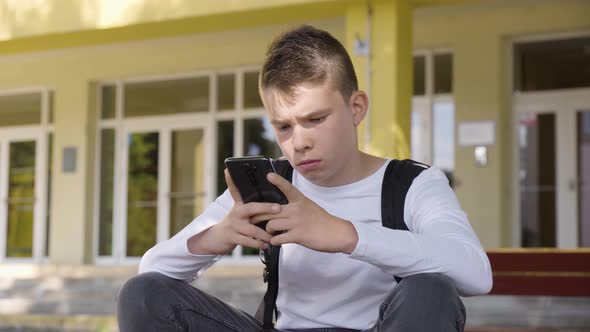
94, 67, 273, 265
0, 88, 53, 264
412, 49, 454, 169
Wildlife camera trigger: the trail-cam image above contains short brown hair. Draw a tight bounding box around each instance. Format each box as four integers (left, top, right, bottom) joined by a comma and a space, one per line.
260, 25, 358, 101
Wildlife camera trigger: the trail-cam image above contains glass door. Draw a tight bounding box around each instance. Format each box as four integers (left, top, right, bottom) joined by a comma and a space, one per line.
123, 131, 160, 258
169, 128, 206, 238
117, 125, 208, 260
514, 89, 590, 248
577, 109, 590, 247
0, 134, 44, 261
518, 111, 557, 247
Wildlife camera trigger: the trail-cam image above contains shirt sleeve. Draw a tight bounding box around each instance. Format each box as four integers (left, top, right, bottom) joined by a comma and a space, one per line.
349, 166, 493, 296
138, 190, 233, 282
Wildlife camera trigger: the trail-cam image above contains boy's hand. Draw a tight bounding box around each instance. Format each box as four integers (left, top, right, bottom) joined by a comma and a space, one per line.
251, 172, 359, 254
187, 170, 279, 255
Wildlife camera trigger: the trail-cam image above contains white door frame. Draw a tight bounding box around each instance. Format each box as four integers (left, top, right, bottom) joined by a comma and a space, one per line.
97, 114, 212, 264
0, 127, 47, 263
512, 87, 590, 248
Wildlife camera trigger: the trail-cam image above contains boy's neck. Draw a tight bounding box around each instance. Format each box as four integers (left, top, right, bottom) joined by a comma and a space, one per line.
354, 152, 387, 182
307, 151, 385, 187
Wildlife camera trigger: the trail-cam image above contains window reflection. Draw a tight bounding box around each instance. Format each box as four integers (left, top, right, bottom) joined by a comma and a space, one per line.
519, 113, 556, 247
170, 129, 205, 237
101, 85, 116, 119
434, 54, 453, 94
125, 77, 209, 117
244, 72, 263, 109
413, 56, 426, 96
98, 129, 115, 256
126, 132, 159, 257
244, 118, 282, 158
217, 121, 234, 197
0, 93, 42, 127
6, 141, 36, 258
217, 74, 235, 111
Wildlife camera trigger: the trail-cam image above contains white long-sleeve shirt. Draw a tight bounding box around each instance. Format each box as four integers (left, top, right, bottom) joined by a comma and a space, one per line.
139, 160, 492, 330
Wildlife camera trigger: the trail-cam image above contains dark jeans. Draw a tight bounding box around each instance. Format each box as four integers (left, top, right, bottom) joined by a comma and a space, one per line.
117, 272, 465, 332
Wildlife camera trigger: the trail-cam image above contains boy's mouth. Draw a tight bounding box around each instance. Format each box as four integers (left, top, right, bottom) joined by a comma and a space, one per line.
297, 159, 321, 171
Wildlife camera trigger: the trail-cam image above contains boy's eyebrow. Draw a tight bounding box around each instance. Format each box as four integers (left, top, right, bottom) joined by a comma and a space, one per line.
298, 108, 332, 119
270, 108, 332, 125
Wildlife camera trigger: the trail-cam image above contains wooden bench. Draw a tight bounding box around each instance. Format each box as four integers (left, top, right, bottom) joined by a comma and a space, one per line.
487, 249, 590, 297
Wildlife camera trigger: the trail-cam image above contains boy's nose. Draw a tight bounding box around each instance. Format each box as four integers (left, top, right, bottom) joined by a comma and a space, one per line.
292, 128, 312, 152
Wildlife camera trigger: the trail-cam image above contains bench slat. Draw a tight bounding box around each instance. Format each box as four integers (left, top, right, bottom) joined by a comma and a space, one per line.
486, 251, 590, 297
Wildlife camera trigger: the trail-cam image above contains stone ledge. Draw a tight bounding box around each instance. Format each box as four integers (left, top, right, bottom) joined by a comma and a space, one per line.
0, 263, 264, 279
0, 314, 117, 332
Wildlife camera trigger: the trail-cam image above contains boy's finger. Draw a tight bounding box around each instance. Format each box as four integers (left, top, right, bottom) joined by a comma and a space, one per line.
225, 169, 243, 204
267, 172, 300, 201
236, 234, 269, 251
269, 231, 293, 246
266, 218, 292, 234
241, 202, 281, 219
250, 211, 283, 224
248, 224, 273, 243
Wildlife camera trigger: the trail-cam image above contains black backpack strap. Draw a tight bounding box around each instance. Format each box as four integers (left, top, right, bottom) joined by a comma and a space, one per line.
255, 158, 293, 331
381, 159, 429, 282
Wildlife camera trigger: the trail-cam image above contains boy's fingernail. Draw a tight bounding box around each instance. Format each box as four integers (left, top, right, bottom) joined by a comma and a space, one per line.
272, 204, 280, 212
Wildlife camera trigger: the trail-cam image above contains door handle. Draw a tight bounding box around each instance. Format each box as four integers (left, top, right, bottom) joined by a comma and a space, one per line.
568, 178, 580, 192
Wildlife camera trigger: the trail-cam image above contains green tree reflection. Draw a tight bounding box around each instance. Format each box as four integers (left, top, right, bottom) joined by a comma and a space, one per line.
126, 133, 158, 257
7, 141, 36, 257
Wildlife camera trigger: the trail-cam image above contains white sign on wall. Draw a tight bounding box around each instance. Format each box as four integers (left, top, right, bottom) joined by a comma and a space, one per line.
458, 121, 496, 146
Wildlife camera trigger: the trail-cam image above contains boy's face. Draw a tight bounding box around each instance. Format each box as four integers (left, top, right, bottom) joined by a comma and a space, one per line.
261, 81, 365, 187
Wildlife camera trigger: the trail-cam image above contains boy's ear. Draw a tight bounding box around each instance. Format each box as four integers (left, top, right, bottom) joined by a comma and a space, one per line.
350, 91, 369, 127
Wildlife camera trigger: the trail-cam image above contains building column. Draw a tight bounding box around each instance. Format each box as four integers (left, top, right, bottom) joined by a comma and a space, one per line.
49, 81, 96, 264
346, 0, 413, 159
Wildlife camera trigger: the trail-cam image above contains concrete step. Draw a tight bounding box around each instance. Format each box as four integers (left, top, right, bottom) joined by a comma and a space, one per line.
0, 315, 590, 332
0, 315, 588, 332
1, 264, 589, 330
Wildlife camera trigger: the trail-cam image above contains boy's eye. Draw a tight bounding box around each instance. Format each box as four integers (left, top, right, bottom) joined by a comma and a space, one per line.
310, 116, 325, 123
279, 125, 290, 131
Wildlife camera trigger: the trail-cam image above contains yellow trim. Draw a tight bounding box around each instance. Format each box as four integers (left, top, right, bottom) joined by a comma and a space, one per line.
0, 2, 346, 55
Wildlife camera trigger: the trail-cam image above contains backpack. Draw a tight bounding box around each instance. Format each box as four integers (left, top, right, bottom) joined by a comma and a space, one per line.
255, 158, 429, 331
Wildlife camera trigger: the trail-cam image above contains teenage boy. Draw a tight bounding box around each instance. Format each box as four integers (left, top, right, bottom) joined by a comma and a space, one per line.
117, 25, 492, 332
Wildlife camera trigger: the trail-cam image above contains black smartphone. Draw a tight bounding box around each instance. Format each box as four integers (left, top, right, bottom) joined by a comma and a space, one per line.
224, 156, 288, 229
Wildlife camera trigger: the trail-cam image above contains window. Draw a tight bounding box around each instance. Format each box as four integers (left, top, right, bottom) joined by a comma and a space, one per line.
514, 36, 590, 92
124, 77, 209, 117
0, 90, 53, 262
96, 69, 281, 262
412, 52, 455, 186
413, 56, 426, 96
0, 92, 42, 127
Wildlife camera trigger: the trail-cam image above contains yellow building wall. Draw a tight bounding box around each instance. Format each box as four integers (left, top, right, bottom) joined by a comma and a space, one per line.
0, 18, 345, 263
2, 0, 589, 264
346, 0, 414, 158
0, 0, 342, 40
413, 0, 590, 248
